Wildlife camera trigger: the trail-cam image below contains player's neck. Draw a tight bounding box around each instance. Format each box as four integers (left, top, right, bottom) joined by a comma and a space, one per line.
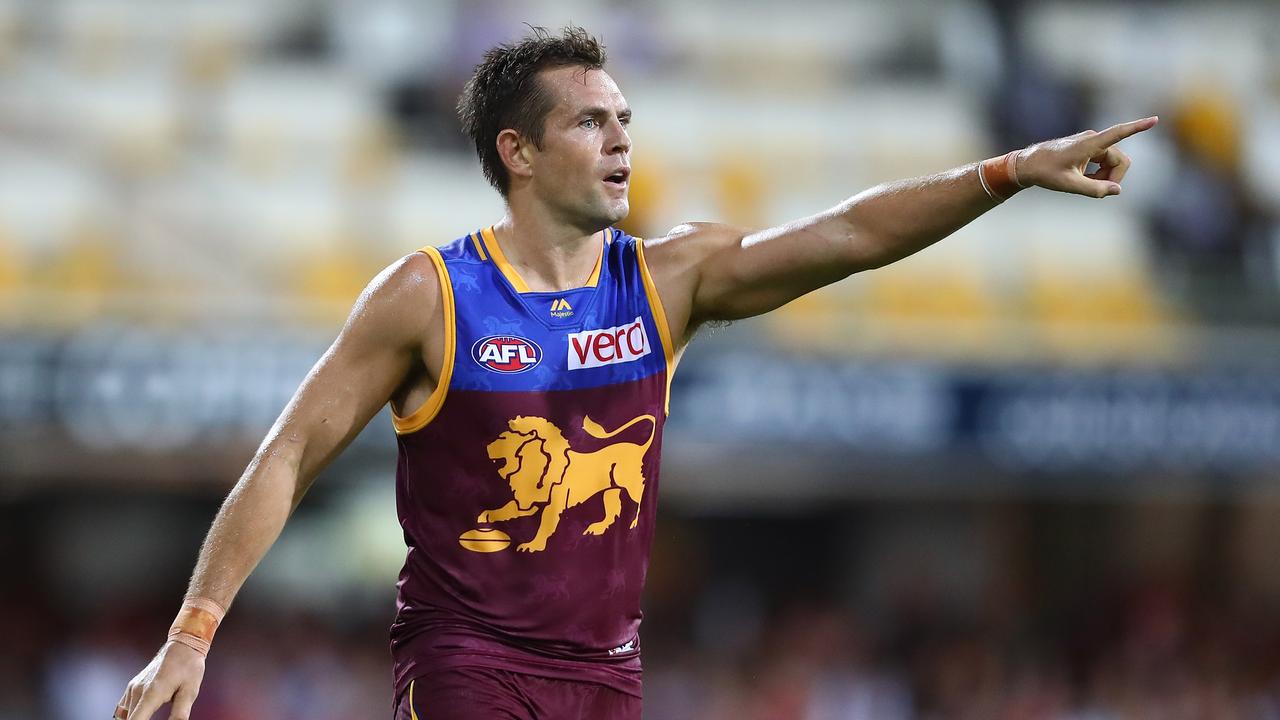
492, 208, 605, 293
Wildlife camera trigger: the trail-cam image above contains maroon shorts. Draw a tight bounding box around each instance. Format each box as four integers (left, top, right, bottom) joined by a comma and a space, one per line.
393, 666, 641, 720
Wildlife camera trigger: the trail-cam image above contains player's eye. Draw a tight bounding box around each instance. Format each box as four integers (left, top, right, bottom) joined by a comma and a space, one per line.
580, 117, 598, 129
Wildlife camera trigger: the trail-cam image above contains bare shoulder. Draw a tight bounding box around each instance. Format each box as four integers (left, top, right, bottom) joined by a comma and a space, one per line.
372, 251, 441, 304
642, 221, 746, 258
640, 221, 749, 280
637, 222, 753, 343
341, 250, 443, 346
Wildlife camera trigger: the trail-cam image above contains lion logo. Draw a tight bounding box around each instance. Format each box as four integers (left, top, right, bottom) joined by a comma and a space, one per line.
472, 414, 656, 553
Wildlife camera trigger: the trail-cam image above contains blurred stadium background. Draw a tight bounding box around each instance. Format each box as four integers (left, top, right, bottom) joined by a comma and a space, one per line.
3, 0, 1280, 717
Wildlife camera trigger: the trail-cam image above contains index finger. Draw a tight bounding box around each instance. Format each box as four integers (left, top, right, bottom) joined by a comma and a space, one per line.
1093, 116, 1159, 148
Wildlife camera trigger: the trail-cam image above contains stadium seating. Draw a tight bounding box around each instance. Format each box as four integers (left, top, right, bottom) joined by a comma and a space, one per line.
0, 0, 1261, 360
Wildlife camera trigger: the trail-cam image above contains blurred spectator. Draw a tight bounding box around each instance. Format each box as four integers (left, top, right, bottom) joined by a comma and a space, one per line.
1147, 90, 1271, 309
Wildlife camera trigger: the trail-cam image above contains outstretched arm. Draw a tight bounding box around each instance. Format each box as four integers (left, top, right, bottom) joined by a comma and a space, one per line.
116, 252, 443, 720
644, 116, 1158, 335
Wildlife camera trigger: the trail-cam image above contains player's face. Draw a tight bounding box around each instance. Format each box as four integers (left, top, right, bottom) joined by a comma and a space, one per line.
529, 66, 632, 231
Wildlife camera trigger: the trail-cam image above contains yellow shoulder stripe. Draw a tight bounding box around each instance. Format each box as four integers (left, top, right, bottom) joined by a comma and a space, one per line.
636, 237, 675, 416
391, 245, 455, 434
584, 229, 605, 287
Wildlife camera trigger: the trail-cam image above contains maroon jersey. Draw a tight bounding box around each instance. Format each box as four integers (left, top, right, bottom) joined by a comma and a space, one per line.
388, 227, 673, 704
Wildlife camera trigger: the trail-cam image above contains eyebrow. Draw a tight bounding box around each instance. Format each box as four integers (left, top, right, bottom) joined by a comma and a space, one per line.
578, 106, 632, 119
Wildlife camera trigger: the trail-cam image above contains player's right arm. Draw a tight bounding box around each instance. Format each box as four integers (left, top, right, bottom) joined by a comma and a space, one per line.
116, 251, 444, 720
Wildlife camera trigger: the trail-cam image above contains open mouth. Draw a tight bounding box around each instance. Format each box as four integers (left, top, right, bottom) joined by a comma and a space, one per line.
603, 168, 630, 186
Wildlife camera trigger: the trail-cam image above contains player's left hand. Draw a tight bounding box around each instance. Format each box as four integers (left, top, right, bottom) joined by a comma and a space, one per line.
1016, 116, 1158, 198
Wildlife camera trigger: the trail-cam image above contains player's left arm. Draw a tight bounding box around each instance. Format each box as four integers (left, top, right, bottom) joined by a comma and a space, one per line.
643, 116, 1157, 337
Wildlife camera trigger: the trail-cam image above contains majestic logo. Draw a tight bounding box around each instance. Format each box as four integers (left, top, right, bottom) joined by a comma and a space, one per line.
472, 335, 542, 373
462, 414, 657, 553
550, 297, 574, 319
567, 316, 650, 370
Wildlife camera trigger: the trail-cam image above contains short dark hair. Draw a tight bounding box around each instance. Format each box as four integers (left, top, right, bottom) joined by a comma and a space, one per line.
457, 25, 608, 196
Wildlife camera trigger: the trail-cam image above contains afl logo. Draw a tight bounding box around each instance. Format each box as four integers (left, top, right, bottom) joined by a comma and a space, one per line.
472, 335, 542, 374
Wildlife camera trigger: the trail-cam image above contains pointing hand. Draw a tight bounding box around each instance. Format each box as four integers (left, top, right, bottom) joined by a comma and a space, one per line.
1016, 116, 1159, 198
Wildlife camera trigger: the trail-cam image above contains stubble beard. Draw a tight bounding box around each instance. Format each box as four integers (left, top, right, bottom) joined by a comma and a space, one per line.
555, 186, 628, 234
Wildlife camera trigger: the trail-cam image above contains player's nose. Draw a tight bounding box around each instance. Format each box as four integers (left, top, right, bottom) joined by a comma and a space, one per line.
606, 119, 630, 155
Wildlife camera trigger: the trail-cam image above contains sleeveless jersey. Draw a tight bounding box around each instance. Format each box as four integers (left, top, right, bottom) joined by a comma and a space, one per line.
387, 225, 674, 704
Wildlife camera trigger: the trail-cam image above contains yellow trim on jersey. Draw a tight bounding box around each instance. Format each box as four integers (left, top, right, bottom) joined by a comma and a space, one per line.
409, 680, 419, 720
469, 232, 487, 260
584, 229, 605, 287
391, 245, 455, 435
636, 237, 675, 416
479, 225, 532, 292
480, 226, 606, 292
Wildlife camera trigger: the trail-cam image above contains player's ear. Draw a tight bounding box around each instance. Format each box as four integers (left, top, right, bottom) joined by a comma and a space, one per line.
497, 129, 535, 183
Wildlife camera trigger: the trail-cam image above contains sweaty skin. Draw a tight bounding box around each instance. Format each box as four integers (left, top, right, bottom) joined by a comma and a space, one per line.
117, 62, 1155, 720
